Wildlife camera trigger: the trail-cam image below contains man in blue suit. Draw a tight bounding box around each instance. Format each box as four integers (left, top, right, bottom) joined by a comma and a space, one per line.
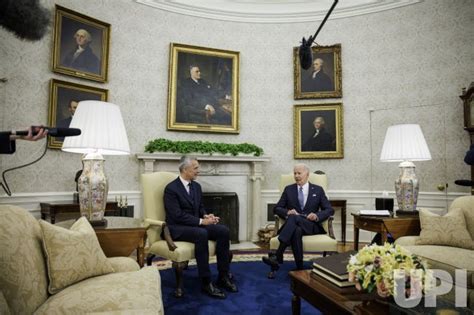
263, 164, 334, 271
164, 156, 237, 299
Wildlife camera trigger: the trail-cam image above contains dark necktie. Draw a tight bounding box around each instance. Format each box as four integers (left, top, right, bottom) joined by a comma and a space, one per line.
188, 182, 195, 200
298, 186, 305, 209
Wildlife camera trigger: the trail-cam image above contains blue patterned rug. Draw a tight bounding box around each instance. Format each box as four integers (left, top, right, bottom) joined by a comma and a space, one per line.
158, 256, 322, 315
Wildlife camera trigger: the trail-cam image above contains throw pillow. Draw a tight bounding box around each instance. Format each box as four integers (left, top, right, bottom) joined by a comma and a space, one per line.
40, 217, 114, 294
416, 208, 474, 250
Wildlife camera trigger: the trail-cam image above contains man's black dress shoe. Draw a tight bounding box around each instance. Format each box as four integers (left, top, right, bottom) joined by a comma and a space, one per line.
202, 282, 226, 299
217, 276, 238, 293
262, 253, 280, 271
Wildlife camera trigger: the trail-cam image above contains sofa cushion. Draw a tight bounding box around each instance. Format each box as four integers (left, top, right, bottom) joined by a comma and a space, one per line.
34, 266, 163, 315
450, 196, 474, 238
40, 217, 114, 294
400, 245, 474, 290
0, 205, 49, 315
462, 207, 474, 240
416, 208, 474, 250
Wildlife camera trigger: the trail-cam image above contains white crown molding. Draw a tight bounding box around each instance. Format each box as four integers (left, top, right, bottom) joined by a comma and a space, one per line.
135, 0, 423, 24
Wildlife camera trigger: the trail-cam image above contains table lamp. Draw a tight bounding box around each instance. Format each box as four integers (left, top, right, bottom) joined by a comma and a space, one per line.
380, 124, 431, 213
62, 101, 130, 226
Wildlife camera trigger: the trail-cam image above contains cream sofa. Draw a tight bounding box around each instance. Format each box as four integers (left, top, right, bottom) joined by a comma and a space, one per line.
0, 205, 164, 315
395, 196, 474, 308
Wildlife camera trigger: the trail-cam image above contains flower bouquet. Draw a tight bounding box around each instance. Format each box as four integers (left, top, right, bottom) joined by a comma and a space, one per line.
347, 243, 432, 299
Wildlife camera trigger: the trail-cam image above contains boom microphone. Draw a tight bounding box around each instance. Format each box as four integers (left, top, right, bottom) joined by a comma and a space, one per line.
298, 0, 338, 70
12, 127, 81, 137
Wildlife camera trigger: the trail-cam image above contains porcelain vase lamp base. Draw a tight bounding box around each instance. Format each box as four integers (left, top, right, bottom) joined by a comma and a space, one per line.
395, 161, 419, 214
78, 153, 109, 226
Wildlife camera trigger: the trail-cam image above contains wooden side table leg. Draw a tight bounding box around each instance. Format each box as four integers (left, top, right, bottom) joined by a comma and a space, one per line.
354, 226, 359, 251
381, 227, 387, 245
292, 294, 301, 315
137, 234, 146, 267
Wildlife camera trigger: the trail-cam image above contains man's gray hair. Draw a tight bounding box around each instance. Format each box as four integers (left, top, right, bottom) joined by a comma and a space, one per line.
294, 163, 310, 174
178, 155, 197, 172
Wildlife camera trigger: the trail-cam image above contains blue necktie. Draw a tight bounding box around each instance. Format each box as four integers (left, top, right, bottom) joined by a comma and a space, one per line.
298, 186, 305, 209
188, 183, 194, 200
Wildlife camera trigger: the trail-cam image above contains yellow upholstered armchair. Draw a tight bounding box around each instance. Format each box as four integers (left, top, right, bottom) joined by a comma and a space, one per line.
269, 171, 338, 261
141, 171, 217, 298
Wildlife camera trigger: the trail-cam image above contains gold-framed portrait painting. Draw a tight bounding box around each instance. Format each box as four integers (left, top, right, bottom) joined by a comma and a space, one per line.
294, 44, 342, 99
48, 79, 108, 149
294, 103, 343, 159
52, 5, 110, 83
167, 43, 240, 134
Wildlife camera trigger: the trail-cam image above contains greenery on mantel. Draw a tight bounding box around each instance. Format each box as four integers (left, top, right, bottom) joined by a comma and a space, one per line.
145, 138, 264, 156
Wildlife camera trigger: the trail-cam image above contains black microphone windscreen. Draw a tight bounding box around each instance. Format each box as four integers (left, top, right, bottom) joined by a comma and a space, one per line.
13, 127, 81, 137
0, 0, 50, 41
49, 128, 81, 137
454, 180, 474, 187
299, 36, 314, 70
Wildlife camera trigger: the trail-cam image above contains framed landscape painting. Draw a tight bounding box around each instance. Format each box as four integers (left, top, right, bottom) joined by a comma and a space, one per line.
294, 44, 342, 99
167, 43, 240, 134
294, 103, 343, 159
52, 5, 110, 82
48, 79, 108, 149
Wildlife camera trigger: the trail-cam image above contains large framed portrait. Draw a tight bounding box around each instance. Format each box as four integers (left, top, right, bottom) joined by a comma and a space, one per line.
294, 44, 342, 99
52, 5, 110, 83
167, 43, 240, 134
48, 79, 108, 149
294, 103, 343, 159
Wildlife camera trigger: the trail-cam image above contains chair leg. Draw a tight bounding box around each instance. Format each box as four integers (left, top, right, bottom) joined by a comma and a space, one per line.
146, 253, 156, 266
323, 251, 327, 257
172, 261, 187, 298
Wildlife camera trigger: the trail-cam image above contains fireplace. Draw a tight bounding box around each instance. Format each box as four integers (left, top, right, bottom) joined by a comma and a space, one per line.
136, 152, 270, 241
202, 192, 239, 243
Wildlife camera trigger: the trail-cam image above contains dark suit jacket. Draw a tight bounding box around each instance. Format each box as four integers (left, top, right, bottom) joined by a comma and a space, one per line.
0, 132, 15, 154
301, 70, 333, 92
274, 183, 334, 233
302, 128, 335, 151
164, 177, 207, 238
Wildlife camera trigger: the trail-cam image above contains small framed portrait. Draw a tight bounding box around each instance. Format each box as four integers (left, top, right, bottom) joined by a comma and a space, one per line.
294, 103, 343, 159
52, 5, 110, 83
48, 79, 108, 149
167, 43, 240, 134
294, 44, 342, 99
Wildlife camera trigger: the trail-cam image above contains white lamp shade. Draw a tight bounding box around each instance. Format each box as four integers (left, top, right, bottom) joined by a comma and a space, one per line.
62, 101, 130, 155
380, 124, 431, 162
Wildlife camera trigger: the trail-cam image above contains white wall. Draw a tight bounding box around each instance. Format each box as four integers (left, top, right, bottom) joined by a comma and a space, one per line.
1, 0, 472, 221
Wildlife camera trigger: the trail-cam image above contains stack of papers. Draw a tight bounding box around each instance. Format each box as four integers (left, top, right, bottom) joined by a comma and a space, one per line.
359, 210, 391, 216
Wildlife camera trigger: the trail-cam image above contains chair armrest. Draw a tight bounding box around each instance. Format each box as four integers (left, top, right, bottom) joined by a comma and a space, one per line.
144, 219, 177, 251
327, 216, 335, 239
144, 218, 166, 227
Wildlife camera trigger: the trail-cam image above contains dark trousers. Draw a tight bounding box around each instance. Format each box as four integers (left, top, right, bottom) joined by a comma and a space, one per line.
171, 224, 230, 279
277, 215, 324, 262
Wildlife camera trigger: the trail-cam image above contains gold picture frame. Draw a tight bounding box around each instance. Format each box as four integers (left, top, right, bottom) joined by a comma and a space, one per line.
48, 79, 108, 149
294, 44, 342, 99
294, 103, 343, 159
167, 43, 240, 134
52, 5, 110, 83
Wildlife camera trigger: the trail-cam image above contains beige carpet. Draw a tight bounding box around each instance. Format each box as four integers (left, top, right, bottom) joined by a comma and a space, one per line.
152, 251, 323, 270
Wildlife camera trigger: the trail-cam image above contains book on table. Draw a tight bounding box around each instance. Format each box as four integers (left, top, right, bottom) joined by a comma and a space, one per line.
311, 268, 355, 287
358, 209, 391, 216
311, 250, 357, 287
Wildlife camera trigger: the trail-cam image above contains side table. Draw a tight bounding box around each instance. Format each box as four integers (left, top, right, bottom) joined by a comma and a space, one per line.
352, 213, 420, 250
56, 216, 147, 267
40, 201, 119, 224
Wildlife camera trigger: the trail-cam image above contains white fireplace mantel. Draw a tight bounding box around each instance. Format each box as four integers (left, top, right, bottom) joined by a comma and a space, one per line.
136, 153, 270, 241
